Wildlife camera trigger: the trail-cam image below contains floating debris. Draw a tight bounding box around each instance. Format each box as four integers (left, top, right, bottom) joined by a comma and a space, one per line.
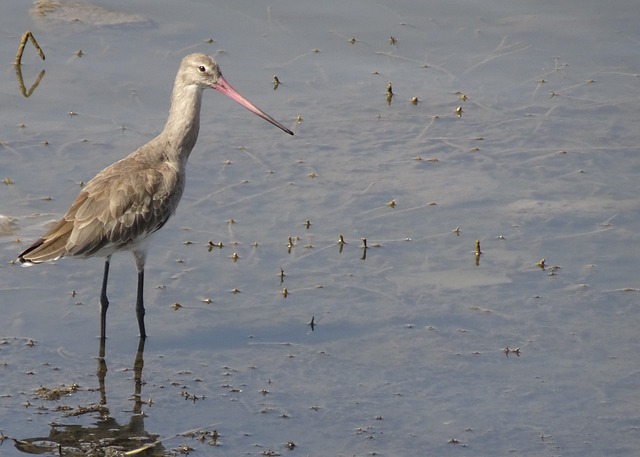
502, 346, 521, 357
65, 404, 109, 417
208, 240, 223, 251
35, 384, 80, 401
31, 0, 153, 29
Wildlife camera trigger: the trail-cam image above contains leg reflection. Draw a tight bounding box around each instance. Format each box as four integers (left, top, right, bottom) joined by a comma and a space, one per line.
96, 355, 108, 410
16, 338, 160, 455
132, 337, 146, 415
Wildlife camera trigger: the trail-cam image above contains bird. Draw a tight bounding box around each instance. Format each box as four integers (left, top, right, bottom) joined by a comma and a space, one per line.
18, 53, 293, 355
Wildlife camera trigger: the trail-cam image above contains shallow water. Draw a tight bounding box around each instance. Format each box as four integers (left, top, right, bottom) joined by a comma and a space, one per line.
1, 0, 640, 455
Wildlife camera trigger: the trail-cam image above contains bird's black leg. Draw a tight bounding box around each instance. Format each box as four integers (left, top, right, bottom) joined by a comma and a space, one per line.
136, 268, 146, 339
133, 250, 147, 339
99, 256, 111, 358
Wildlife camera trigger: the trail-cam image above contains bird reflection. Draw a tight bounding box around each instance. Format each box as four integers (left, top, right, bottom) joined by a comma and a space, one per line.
13, 338, 164, 455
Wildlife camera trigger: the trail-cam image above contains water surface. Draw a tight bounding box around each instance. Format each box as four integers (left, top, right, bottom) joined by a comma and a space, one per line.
1, 0, 639, 455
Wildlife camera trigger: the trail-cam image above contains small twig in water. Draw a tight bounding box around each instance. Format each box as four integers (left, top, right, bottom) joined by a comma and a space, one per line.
15, 31, 45, 66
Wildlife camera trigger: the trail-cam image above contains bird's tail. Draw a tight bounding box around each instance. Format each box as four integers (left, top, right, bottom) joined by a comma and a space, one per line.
18, 237, 66, 265
18, 219, 71, 265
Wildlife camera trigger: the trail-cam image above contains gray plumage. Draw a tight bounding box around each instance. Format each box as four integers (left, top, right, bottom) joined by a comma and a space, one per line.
18, 53, 293, 353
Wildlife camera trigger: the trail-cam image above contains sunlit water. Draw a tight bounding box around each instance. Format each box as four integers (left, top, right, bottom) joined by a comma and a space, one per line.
1, 0, 640, 455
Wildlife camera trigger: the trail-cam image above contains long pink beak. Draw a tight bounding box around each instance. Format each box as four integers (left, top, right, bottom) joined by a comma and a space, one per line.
214, 75, 294, 135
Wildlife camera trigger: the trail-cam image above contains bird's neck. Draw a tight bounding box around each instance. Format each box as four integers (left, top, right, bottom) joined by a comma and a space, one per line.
160, 82, 204, 162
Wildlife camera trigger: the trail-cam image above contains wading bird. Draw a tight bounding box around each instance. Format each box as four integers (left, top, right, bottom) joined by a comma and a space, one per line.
18, 53, 293, 355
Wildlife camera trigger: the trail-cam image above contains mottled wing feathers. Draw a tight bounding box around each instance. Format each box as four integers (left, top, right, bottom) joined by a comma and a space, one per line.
19, 153, 183, 264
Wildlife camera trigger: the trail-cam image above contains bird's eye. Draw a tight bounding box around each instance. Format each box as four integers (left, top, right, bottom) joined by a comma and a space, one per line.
198, 65, 206, 72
